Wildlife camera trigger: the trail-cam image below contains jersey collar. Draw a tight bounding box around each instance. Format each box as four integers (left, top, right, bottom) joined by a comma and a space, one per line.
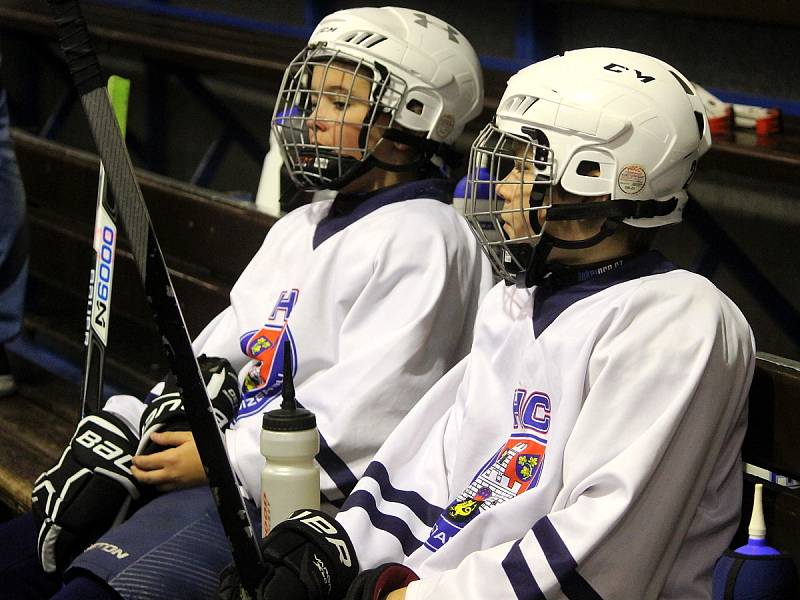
313, 178, 454, 249
531, 250, 676, 337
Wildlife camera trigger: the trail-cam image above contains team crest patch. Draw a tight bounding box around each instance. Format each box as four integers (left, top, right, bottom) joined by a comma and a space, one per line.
236, 290, 299, 419
513, 452, 540, 482
425, 389, 550, 552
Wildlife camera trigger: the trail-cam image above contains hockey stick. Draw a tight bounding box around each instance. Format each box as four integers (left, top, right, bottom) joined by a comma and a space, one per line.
80, 75, 128, 418
46, 1, 264, 595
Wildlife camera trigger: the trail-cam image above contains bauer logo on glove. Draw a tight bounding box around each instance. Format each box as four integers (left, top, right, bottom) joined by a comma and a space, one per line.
31, 411, 140, 574
217, 509, 359, 600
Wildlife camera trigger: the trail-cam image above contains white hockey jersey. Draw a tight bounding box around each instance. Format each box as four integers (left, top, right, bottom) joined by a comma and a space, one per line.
106, 178, 493, 507
337, 251, 755, 599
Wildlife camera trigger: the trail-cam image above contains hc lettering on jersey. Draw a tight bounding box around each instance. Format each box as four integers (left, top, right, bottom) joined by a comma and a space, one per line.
424, 389, 551, 553
512, 389, 551, 434
236, 290, 299, 419
270, 289, 299, 321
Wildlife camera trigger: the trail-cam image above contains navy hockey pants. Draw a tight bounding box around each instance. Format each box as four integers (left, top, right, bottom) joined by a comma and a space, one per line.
0, 486, 260, 599
0, 512, 119, 599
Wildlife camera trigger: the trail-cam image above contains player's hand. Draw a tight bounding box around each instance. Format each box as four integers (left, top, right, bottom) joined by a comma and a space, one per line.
217, 509, 359, 600
344, 564, 417, 600
31, 411, 140, 574
132, 431, 206, 491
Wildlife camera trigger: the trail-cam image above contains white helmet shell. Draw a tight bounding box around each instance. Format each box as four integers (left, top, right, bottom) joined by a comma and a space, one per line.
495, 47, 711, 227
307, 7, 484, 144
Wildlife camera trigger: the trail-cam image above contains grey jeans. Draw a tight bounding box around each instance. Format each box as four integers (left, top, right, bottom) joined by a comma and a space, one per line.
0, 85, 27, 343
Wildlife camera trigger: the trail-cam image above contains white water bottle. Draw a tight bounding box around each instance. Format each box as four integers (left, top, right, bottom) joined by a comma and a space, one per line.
260, 342, 319, 536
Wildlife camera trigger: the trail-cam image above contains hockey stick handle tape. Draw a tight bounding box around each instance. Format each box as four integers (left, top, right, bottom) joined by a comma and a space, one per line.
47, 0, 103, 95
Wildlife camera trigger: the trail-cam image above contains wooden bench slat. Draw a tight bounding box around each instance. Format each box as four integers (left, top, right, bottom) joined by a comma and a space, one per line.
743, 353, 800, 481
0, 360, 78, 514
13, 129, 275, 285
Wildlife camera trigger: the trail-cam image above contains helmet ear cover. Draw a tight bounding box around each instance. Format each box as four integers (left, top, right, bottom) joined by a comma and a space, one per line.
559, 150, 617, 197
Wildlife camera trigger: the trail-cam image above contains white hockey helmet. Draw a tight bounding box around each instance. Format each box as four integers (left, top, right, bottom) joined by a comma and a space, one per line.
272, 6, 484, 190
464, 47, 711, 283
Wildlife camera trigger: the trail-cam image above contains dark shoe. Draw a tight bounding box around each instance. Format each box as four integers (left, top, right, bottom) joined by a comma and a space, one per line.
0, 345, 16, 397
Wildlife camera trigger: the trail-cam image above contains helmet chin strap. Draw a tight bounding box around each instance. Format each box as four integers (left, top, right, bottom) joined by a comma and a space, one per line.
515, 191, 678, 287
546, 196, 679, 221
299, 128, 455, 190
297, 151, 370, 191
380, 128, 461, 170
521, 219, 621, 288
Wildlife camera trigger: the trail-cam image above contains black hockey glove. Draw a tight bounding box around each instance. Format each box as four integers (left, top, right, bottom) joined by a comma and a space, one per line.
217, 509, 359, 600
138, 354, 241, 455
31, 410, 140, 574
344, 563, 419, 600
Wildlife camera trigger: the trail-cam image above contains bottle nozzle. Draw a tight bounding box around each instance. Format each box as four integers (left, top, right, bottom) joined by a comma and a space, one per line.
262, 340, 316, 432
281, 340, 296, 411
748, 483, 767, 540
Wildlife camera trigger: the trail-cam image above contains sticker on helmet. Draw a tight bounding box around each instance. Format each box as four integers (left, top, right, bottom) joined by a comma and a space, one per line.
435, 114, 455, 139
617, 164, 647, 195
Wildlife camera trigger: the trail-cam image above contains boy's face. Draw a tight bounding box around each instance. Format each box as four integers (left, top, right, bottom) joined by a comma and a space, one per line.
494, 142, 539, 241
495, 144, 606, 245
306, 62, 384, 159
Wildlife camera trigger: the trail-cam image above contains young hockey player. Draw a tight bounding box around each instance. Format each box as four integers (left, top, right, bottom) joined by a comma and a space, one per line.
218, 48, 756, 600
0, 7, 491, 599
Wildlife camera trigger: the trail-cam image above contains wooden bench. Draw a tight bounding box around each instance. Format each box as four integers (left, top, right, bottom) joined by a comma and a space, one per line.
12, 128, 275, 392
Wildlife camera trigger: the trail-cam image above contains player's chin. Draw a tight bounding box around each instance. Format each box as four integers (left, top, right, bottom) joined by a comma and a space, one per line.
503, 221, 526, 241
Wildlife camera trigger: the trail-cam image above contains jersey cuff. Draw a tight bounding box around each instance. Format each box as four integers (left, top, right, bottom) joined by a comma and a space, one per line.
103, 394, 146, 435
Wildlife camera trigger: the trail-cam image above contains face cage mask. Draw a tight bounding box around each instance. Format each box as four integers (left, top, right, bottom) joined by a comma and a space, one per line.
272, 45, 407, 191
464, 123, 554, 284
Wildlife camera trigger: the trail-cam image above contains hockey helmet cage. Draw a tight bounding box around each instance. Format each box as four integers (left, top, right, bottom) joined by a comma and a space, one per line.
272, 7, 484, 190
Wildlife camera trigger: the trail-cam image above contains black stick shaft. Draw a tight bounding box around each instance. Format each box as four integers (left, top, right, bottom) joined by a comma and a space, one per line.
46, 0, 264, 594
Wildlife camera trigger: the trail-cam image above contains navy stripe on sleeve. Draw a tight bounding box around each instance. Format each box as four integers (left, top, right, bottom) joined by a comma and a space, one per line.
341, 490, 425, 556
501, 539, 546, 600
316, 431, 359, 499
533, 517, 604, 600
356, 462, 444, 527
